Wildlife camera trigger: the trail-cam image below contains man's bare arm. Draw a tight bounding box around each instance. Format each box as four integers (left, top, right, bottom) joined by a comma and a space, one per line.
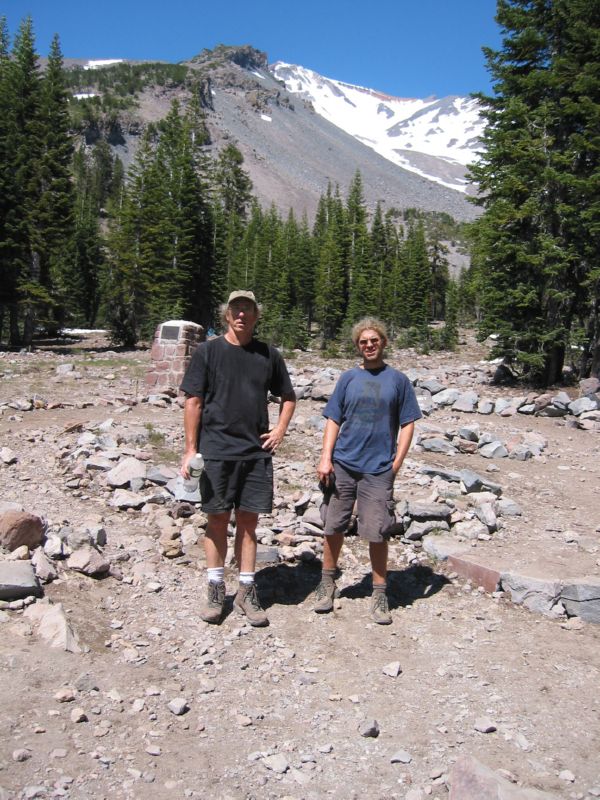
260, 391, 297, 452
392, 421, 415, 475
317, 418, 341, 486
181, 394, 203, 478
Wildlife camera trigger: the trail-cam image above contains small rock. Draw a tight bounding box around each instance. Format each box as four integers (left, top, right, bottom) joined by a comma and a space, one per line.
390, 749, 412, 764
167, 697, 189, 716
359, 719, 380, 738
474, 717, 497, 733
382, 661, 402, 678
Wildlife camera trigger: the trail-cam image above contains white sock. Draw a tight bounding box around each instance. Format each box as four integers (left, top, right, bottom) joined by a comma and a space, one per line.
207, 567, 224, 584
239, 572, 255, 585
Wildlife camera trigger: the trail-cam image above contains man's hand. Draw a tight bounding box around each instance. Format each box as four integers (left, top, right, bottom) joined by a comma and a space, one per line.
260, 426, 285, 452
317, 456, 335, 486
180, 449, 197, 479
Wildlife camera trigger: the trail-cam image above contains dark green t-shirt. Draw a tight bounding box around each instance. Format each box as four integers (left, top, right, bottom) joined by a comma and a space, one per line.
180, 336, 293, 460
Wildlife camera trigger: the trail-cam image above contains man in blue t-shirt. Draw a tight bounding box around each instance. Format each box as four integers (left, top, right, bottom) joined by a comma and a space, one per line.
316, 318, 422, 624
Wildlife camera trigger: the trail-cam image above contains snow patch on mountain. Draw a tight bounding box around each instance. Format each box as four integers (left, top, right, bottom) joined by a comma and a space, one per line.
271, 62, 485, 192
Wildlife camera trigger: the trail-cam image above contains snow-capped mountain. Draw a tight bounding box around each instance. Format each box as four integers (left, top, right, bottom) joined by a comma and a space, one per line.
271, 62, 484, 193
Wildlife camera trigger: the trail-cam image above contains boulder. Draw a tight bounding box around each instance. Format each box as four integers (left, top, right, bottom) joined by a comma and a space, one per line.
561, 577, 600, 623
449, 755, 557, 800
0, 561, 42, 600
0, 511, 45, 551
106, 456, 147, 488
501, 572, 562, 615
67, 546, 110, 577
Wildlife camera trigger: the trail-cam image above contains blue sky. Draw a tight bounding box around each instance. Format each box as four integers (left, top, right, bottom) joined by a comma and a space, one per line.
5, 0, 502, 97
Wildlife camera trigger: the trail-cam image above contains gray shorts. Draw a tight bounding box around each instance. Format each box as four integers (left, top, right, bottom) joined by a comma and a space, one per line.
200, 458, 273, 514
322, 461, 396, 543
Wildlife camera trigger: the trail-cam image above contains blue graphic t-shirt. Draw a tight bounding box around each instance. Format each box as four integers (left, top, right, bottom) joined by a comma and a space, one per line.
323, 365, 421, 474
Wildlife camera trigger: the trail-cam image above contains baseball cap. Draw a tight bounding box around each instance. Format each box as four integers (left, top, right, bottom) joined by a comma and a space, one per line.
227, 290, 257, 305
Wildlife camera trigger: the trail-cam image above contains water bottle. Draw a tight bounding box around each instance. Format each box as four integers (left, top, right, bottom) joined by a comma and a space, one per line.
188, 453, 204, 478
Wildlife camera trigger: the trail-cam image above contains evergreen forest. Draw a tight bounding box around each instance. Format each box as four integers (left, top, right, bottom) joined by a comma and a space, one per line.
1, 3, 599, 386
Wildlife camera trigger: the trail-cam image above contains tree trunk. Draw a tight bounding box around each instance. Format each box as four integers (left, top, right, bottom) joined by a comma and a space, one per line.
9, 303, 21, 347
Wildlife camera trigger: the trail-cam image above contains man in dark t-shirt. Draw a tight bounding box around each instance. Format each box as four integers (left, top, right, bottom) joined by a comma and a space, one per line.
180, 290, 296, 626
316, 318, 421, 625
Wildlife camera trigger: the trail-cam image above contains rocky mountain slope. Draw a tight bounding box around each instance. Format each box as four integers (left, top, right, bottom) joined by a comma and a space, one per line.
271, 62, 484, 194
68, 46, 480, 222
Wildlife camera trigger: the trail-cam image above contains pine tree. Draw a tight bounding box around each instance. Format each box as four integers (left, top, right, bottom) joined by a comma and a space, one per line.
470, 0, 600, 383
37, 34, 75, 332
344, 170, 374, 324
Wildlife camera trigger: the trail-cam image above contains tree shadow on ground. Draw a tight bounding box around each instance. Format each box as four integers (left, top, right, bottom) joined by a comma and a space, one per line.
338, 564, 450, 611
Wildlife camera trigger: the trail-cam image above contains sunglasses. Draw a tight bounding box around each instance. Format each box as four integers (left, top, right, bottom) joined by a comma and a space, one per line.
358, 337, 381, 346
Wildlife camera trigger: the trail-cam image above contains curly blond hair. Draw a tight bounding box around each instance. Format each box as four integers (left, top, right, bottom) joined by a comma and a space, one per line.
351, 317, 388, 349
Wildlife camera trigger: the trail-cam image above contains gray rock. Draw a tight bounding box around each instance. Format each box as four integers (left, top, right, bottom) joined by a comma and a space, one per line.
310, 379, 337, 400
359, 719, 380, 737
536, 404, 567, 417
67, 546, 110, 576
31, 548, 58, 583
420, 437, 457, 454
474, 717, 497, 733
106, 456, 147, 488
416, 394, 435, 414
460, 469, 502, 495
167, 698, 189, 716
432, 388, 459, 406
452, 519, 488, 540
419, 466, 462, 483
478, 441, 508, 459
569, 396, 598, 416
0, 447, 17, 464
262, 753, 289, 773
404, 520, 450, 541
452, 390, 479, 412
561, 577, 600, 623
24, 599, 81, 652
390, 749, 413, 764
508, 444, 533, 461
165, 476, 201, 503
146, 464, 178, 485
406, 502, 452, 522
417, 377, 445, 394
0, 510, 45, 551
501, 572, 562, 615
579, 377, 600, 396
422, 534, 466, 561
84, 455, 114, 471
474, 503, 498, 532
495, 498, 522, 517
449, 755, 555, 799
382, 661, 402, 677
110, 489, 148, 509
477, 398, 494, 414
458, 424, 480, 442
0, 561, 42, 600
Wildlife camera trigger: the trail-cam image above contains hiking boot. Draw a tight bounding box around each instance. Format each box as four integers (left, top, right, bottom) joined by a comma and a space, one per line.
234, 583, 269, 627
313, 576, 336, 614
200, 581, 226, 624
370, 590, 392, 625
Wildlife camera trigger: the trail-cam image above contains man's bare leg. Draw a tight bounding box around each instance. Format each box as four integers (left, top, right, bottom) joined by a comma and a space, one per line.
204, 511, 230, 567
314, 532, 345, 613
234, 509, 259, 572
200, 511, 230, 624
369, 540, 392, 624
233, 509, 268, 627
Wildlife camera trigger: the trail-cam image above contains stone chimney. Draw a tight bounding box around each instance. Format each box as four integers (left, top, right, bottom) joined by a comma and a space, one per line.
146, 320, 205, 392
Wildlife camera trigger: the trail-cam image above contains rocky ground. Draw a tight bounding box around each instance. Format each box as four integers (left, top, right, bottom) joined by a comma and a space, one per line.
0, 331, 599, 800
